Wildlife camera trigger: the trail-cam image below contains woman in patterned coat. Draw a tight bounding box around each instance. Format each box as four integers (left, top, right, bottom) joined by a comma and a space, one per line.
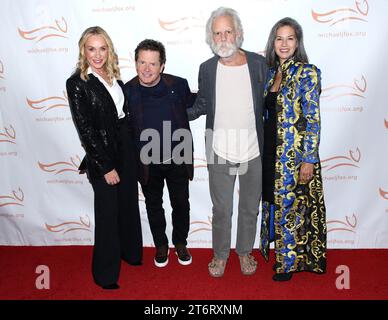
259, 17, 327, 281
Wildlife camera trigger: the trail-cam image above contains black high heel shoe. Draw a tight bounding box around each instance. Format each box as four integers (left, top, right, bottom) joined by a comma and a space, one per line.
272, 273, 293, 281
102, 283, 120, 290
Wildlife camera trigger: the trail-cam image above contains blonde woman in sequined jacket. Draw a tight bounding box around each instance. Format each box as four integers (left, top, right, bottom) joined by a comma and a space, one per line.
66, 26, 142, 289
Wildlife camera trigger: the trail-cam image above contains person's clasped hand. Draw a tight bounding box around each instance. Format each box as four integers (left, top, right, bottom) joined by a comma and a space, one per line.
298, 162, 314, 184
104, 169, 120, 185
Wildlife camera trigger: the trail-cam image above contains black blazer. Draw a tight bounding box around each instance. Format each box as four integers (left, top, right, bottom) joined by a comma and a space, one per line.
124, 73, 196, 185
66, 71, 130, 180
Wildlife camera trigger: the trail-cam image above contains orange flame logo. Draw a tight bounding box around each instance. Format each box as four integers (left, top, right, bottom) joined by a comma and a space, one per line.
0, 60, 4, 79
321, 148, 361, 172
379, 188, 388, 200
321, 76, 366, 100
0, 125, 16, 144
312, 0, 368, 26
18, 17, 68, 42
45, 215, 92, 234
27, 91, 68, 112
327, 214, 357, 233
189, 216, 212, 235
0, 188, 24, 207
38, 155, 81, 174
159, 16, 204, 33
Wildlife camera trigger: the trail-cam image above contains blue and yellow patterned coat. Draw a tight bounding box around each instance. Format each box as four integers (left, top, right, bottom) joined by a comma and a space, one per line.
259, 58, 327, 274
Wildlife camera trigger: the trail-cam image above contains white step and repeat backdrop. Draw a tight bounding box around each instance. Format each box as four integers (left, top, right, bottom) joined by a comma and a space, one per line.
1, 0, 387, 248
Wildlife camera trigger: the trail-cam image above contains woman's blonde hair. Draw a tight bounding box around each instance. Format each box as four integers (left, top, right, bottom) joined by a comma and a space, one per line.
76, 26, 121, 81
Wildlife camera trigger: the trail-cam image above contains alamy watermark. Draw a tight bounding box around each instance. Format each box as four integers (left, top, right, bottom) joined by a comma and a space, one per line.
139, 121, 254, 175
335, 265, 350, 290
35, 265, 50, 290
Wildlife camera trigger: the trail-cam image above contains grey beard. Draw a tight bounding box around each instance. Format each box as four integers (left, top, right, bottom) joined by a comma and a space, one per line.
211, 42, 238, 58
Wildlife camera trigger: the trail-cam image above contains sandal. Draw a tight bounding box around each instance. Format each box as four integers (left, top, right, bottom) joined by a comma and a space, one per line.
239, 254, 257, 276
208, 257, 227, 277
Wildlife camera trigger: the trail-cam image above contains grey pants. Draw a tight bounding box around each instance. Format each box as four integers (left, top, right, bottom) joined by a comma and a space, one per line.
208, 154, 262, 260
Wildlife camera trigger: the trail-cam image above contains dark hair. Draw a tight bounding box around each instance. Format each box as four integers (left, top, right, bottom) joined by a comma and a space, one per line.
134, 39, 166, 65
265, 17, 309, 68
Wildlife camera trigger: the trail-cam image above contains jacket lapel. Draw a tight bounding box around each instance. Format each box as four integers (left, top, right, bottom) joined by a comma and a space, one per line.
207, 56, 218, 116
245, 51, 259, 116
128, 77, 144, 130
264, 68, 276, 97
117, 80, 129, 118
278, 58, 297, 94
88, 74, 118, 118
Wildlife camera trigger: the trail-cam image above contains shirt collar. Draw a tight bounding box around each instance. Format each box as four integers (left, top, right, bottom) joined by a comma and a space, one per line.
87, 67, 94, 76
279, 58, 295, 72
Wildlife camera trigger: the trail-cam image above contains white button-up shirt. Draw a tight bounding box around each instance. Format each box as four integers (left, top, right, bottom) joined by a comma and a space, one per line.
88, 67, 125, 119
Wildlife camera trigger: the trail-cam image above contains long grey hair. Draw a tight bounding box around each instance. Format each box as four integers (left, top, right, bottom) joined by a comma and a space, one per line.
265, 17, 309, 68
205, 7, 244, 50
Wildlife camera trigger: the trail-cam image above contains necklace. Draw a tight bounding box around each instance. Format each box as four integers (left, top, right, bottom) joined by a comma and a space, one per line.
96, 69, 106, 77
93, 69, 112, 86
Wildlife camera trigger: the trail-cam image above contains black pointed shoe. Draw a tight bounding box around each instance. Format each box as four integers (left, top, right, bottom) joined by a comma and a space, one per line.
102, 283, 120, 290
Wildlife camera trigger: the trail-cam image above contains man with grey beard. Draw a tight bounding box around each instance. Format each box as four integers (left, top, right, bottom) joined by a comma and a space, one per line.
187, 7, 267, 277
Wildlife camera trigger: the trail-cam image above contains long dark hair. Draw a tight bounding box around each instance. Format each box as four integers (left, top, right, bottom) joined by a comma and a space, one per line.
265, 17, 309, 68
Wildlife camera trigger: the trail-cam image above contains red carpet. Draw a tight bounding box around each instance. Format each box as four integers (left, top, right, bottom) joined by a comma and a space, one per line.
0, 246, 387, 300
